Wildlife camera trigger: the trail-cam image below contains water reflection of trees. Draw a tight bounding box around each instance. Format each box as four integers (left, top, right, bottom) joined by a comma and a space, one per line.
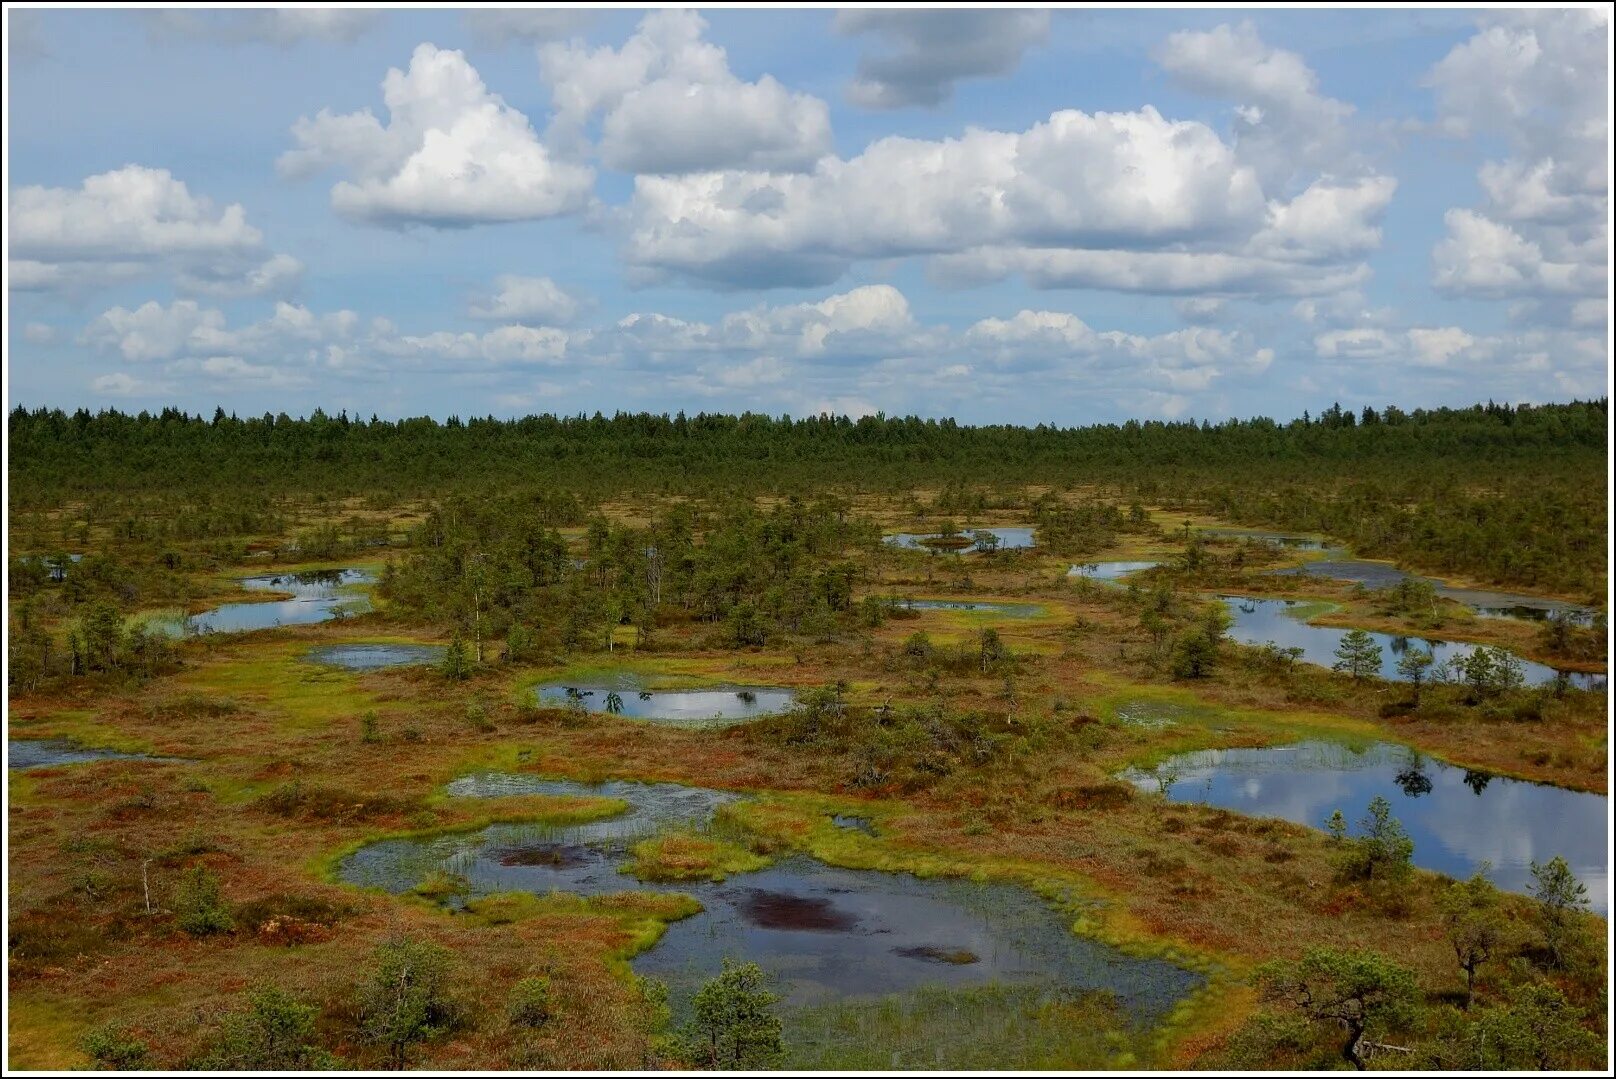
1394, 752, 1433, 797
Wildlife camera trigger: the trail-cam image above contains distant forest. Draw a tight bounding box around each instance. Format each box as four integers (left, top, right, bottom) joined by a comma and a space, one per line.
7, 399, 1609, 594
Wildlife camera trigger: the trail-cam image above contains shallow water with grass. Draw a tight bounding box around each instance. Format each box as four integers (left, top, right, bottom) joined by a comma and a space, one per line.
887, 598, 1045, 618
1122, 740, 1608, 911
1220, 596, 1603, 690
303, 642, 446, 671
532, 677, 796, 726
8, 738, 181, 770
1194, 528, 1335, 551
338, 773, 1202, 1065
184, 569, 374, 635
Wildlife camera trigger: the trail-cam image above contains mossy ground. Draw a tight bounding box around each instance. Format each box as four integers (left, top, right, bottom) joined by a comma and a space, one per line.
6, 506, 1606, 1069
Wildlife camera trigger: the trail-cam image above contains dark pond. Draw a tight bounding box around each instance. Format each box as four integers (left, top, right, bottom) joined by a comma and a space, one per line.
185, 569, 374, 635
1068, 560, 1159, 583
1439, 587, 1601, 626
888, 598, 1045, 618
1122, 741, 1608, 912
339, 773, 1201, 1033
1272, 560, 1597, 625
532, 678, 796, 725
1220, 596, 1604, 691
8, 738, 182, 770
884, 527, 1036, 552
303, 643, 446, 671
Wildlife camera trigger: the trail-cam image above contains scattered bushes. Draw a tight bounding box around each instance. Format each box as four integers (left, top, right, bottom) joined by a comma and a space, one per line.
358, 936, 460, 1068
507, 976, 553, 1029
194, 984, 336, 1069
255, 781, 419, 823
81, 1023, 152, 1070
173, 866, 234, 937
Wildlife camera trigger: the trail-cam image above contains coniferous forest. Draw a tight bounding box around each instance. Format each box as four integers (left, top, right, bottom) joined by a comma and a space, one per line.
9, 399, 1607, 593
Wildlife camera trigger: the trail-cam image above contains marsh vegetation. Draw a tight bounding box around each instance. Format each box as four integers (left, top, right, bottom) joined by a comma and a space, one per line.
5, 401, 1607, 1070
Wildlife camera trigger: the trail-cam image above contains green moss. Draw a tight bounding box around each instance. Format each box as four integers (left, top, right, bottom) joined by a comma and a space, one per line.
1086, 680, 1379, 771
310, 794, 630, 884
622, 832, 770, 882
6, 709, 156, 755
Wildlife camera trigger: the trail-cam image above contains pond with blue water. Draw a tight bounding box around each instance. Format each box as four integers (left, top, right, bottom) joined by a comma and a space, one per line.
1272, 560, 1598, 625
1068, 561, 1160, 583
1122, 741, 1607, 911
184, 569, 374, 635
884, 527, 1036, 551
533, 678, 797, 725
1220, 596, 1603, 690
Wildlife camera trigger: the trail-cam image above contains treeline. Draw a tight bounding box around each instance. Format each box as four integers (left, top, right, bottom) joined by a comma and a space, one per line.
8, 400, 1607, 592
8, 400, 1604, 500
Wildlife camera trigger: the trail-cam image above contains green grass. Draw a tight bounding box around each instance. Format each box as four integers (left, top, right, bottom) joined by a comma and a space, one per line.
622, 831, 770, 882
167, 641, 391, 733
1085, 680, 1380, 771
784, 982, 1152, 1070
5, 708, 157, 754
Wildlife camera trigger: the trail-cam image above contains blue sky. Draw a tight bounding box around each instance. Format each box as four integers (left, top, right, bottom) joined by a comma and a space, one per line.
6, 6, 1609, 424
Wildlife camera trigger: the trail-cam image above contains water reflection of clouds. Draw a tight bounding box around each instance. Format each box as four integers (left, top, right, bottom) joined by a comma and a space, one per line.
1133, 742, 1607, 912
1220, 596, 1601, 690
885, 527, 1036, 551
186, 568, 374, 634
533, 682, 797, 723
1068, 561, 1159, 581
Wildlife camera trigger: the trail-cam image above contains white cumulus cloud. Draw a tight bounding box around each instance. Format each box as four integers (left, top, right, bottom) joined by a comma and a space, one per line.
468, 276, 584, 325
1423, 11, 1608, 316
625, 106, 1280, 289
1158, 21, 1358, 183
281, 44, 594, 226
9, 166, 297, 296
539, 10, 831, 174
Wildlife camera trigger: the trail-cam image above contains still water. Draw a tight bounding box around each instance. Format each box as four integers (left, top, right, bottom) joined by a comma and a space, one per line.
1068, 561, 1160, 583
303, 643, 446, 671
888, 599, 1046, 618
8, 738, 182, 770
884, 527, 1036, 551
1220, 596, 1604, 690
340, 774, 1201, 1025
186, 569, 374, 634
533, 678, 797, 725
1122, 741, 1608, 912
1195, 528, 1334, 551
1273, 560, 1597, 625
